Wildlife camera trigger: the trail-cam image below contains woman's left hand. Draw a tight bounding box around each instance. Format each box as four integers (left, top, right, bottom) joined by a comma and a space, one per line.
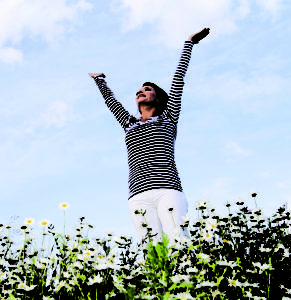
188, 28, 210, 44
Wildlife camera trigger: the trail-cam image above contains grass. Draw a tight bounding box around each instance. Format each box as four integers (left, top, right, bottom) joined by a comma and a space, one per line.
0, 196, 291, 299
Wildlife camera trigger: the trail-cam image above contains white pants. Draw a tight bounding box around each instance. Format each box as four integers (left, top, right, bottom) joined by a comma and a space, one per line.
128, 189, 189, 245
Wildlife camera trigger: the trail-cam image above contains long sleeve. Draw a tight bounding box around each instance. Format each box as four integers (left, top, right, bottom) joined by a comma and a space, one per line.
93, 76, 133, 130
165, 40, 195, 123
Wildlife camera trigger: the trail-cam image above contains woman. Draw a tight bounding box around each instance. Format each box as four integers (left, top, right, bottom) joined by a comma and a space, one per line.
89, 28, 210, 245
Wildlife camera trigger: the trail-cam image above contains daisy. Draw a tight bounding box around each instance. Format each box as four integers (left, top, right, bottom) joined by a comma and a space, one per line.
56, 282, 65, 291
175, 292, 194, 300
39, 219, 50, 227
59, 202, 70, 210
197, 253, 211, 263
196, 281, 216, 288
205, 218, 217, 231
88, 274, 103, 285
217, 260, 238, 268
24, 218, 35, 226
228, 278, 242, 287
171, 274, 191, 283
202, 230, 213, 242
197, 200, 208, 209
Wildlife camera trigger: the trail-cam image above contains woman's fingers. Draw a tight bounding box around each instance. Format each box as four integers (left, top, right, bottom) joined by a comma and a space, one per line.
189, 28, 210, 43
88, 73, 106, 78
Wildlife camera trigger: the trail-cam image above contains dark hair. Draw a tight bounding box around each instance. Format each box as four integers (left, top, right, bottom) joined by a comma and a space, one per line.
140, 82, 169, 115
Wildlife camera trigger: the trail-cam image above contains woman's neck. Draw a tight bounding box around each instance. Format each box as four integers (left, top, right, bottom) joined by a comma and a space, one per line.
140, 106, 157, 122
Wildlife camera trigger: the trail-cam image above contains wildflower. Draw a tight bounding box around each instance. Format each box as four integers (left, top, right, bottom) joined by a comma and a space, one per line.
24, 218, 35, 226
59, 202, 70, 210
186, 267, 199, 273
18, 283, 26, 289
245, 291, 252, 298
228, 279, 242, 287
232, 233, 243, 238
141, 296, 156, 300
217, 260, 237, 268
202, 231, 213, 242
197, 253, 211, 263
242, 282, 259, 288
175, 292, 194, 300
284, 248, 290, 258
197, 281, 216, 289
39, 219, 50, 227
73, 261, 83, 270
206, 218, 217, 231
171, 274, 191, 283
88, 274, 103, 285
179, 257, 191, 268
253, 262, 273, 271
281, 285, 291, 294
56, 281, 65, 291
0, 271, 6, 281
17, 283, 37, 291
37, 258, 48, 267
77, 254, 88, 262
197, 200, 208, 209
60, 272, 69, 278
35, 262, 46, 269
259, 247, 272, 252
275, 243, 286, 252
26, 285, 37, 291
112, 274, 126, 293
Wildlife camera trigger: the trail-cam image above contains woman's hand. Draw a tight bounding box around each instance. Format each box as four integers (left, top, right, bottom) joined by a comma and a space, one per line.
188, 28, 210, 44
88, 73, 106, 78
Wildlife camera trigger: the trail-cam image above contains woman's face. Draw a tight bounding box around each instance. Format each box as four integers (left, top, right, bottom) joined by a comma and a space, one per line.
136, 86, 157, 107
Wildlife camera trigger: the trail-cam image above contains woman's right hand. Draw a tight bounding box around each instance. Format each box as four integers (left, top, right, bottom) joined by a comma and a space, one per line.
188, 28, 210, 44
88, 73, 106, 78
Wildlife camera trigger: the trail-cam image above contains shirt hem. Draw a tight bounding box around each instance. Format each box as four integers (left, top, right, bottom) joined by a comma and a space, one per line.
128, 186, 183, 201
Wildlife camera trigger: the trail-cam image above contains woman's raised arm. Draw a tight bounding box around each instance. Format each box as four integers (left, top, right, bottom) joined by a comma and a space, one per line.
89, 73, 132, 130
165, 28, 210, 124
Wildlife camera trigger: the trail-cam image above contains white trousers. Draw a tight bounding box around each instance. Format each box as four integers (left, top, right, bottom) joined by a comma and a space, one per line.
128, 189, 189, 245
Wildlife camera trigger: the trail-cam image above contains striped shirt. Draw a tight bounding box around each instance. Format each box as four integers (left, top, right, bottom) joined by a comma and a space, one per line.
93, 40, 195, 200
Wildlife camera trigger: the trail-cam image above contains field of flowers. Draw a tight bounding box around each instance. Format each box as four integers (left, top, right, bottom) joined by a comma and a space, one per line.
1, 195, 291, 299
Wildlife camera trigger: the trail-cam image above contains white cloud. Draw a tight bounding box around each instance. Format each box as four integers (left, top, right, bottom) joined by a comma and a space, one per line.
276, 180, 291, 189
41, 101, 75, 129
192, 72, 288, 113
256, 0, 282, 15
224, 141, 252, 157
114, 0, 283, 47
0, 0, 92, 63
0, 47, 23, 64
8, 101, 76, 133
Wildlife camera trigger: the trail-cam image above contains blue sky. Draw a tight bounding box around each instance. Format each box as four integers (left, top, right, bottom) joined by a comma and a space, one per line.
0, 0, 290, 244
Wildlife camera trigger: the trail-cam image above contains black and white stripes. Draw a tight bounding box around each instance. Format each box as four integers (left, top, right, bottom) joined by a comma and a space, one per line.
93, 40, 195, 200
